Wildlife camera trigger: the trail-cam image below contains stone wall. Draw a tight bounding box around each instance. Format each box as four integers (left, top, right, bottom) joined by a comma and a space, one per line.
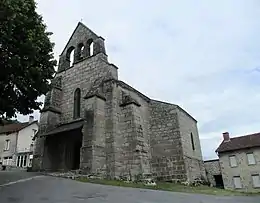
204, 159, 221, 186
177, 108, 206, 182
104, 82, 151, 179
0, 132, 17, 166
219, 148, 260, 192
103, 80, 117, 178
58, 54, 117, 124
149, 100, 186, 182
82, 96, 106, 175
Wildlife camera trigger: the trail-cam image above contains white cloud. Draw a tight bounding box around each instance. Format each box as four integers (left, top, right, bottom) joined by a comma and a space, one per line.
17, 0, 260, 159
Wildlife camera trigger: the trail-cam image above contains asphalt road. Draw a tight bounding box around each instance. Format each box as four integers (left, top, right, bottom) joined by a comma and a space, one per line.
0, 171, 41, 185
0, 172, 260, 203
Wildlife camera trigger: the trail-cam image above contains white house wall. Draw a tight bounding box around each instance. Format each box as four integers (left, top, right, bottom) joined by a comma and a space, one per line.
16, 123, 38, 153
0, 132, 17, 165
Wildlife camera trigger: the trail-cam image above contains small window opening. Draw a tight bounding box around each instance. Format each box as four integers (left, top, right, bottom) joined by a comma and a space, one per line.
74, 88, 81, 118
229, 155, 238, 167
66, 47, 75, 67
233, 176, 242, 189
4, 140, 10, 151
69, 49, 75, 67
90, 42, 94, 56
78, 43, 85, 59
87, 39, 94, 57
247, 153, 256, 165
80, 46, 84, 56
190, 133, 195, 150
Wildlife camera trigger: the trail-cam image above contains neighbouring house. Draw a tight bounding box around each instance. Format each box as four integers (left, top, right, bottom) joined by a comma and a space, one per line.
0, 116, 38, 169
32, 22, 206, 183
204, 159, 224, 188
216, 132, 260, 192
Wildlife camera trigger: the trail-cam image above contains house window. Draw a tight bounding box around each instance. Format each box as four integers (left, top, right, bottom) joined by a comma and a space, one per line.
4, 140, 10, 151
73, 88, 81, 118
247, 153, 256, 165
252, 175, 260, 188
3, 157, 12, 166
29, 155, 33, 167
233, 176, 242, 189
229, 155, 238, 167
16, 155, 29, 168
8, 157, 12, 165
190, 132, 195, 151
20, 156, 24, 167
23, 155, 27, 167
17, 156, 20, 167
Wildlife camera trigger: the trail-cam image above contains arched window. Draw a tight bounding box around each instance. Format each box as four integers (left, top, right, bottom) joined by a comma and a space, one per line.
89, 42, 94, 56
66, 46, 75, 67
87, 39, 94, 57
77, 43, 85, 60
73, 88, 81, 118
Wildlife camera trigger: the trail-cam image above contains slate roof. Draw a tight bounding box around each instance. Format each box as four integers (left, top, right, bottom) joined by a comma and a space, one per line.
216, 133, 260, 153
42, 119, 84, 137
0, 121, 38, 135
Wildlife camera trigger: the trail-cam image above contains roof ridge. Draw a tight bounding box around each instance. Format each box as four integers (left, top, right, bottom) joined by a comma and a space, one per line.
230, 132, 260, 139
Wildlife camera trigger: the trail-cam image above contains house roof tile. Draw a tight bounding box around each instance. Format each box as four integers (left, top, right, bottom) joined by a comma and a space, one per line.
0, 121, 38, 134
216, 133, 260, 153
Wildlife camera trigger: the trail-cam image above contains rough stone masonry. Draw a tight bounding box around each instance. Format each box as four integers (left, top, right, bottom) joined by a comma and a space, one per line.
32, 22, 206, 183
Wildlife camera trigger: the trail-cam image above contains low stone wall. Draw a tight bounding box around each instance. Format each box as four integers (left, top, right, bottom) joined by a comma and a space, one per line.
184, 156, 207, 183
1, 165, 27, 171
204, 159, 221, 187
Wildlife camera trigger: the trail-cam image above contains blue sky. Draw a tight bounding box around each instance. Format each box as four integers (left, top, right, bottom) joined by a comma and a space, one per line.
18, 0, 260, 160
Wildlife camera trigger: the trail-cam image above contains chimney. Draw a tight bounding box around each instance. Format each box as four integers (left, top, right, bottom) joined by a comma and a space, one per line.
29, 115, 34, 123
223, 132, 230, 142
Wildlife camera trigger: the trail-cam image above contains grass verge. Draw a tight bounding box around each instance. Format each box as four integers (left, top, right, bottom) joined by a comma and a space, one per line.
75, 177, 260, 196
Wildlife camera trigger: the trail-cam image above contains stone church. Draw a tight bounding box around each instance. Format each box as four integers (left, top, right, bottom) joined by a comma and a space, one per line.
33, 22, 206, 182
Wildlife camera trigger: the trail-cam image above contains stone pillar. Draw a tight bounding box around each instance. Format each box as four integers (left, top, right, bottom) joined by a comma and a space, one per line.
118, 93, 151, 180
131, 105, 151, 176
81, 95, 106, 176
80, 110, 94, 174
57, 55, 69, 73
32, 76, 62, 171
104, 81, 117, 178
119, 104, 145, 179
93, 37, 106, 56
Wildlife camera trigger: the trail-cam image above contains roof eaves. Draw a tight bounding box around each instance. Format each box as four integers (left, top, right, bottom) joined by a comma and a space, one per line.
18, 120, 38, 132
204, 159, 219, 163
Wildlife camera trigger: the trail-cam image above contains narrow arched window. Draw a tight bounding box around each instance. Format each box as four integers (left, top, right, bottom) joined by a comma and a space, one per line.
73, 88, 81, 118
77, 43, 85, 60
89, 42, 94, 56
190, 132, 195, 151
86, 39, 94, 57
66, 46, 75, 67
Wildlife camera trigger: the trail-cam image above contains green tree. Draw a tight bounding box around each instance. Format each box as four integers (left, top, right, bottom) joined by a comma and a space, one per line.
0, 0, 56, 121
